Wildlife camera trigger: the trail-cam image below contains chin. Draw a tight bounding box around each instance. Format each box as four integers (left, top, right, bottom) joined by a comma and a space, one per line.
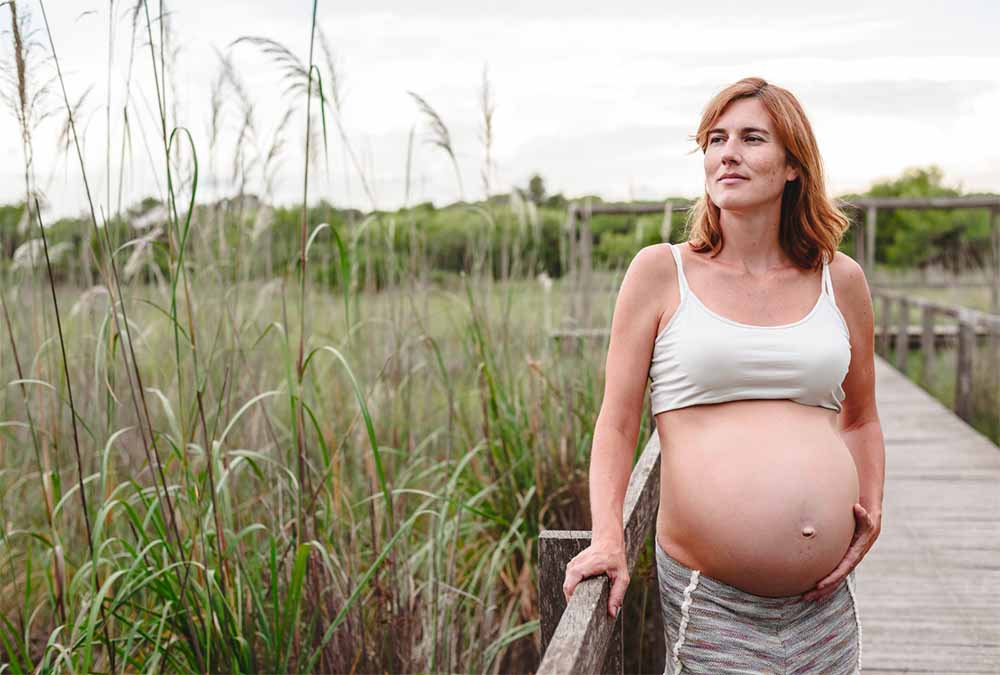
713, 197, 760, 210
710, 193, 775, 211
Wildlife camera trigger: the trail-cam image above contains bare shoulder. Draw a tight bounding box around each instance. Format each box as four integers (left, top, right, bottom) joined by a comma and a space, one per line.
829, 251, 870, 301
624, 243, 677, 290
619, 243, 677, 325
828, 251, 874, 336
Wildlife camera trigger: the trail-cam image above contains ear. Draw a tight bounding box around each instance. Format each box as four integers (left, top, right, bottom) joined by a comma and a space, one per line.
786, 167, 799, 183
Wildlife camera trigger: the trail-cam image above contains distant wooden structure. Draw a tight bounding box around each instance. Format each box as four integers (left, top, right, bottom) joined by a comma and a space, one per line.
537, 357, 1000, 674
560, 196, 1000, 327
872, 289, 1000, 424
849, 197, 1000, 314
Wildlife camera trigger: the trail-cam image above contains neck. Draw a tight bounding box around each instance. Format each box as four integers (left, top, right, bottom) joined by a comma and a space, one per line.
714, 198, 787, 275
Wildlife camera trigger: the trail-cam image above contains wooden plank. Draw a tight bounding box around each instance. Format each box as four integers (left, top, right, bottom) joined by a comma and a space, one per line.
896, 297, 910, 371
920, 307, 936, 387
858, 356, 1000, 672
954, 311, 975, 422
879, 295, 893, 355
583, 196, 1000, 216
867, 205, 877, 280
537, 432, 661, 674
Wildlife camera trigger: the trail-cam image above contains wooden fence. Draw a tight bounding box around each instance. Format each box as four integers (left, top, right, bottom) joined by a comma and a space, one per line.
561, 196, 1000, 331
537, 432, 661, 675
872, 289, 1000, 423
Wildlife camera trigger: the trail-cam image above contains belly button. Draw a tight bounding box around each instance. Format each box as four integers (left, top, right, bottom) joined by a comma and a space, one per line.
801, 526, 816, 538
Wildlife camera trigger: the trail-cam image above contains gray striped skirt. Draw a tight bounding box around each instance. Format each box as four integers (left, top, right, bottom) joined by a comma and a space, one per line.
656, 537, 862, 674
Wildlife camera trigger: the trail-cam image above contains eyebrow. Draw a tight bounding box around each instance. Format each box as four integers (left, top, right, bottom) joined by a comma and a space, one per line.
707, 126, 771, 136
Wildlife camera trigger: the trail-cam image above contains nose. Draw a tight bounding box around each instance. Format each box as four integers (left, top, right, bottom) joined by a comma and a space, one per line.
719, 138, 741, 165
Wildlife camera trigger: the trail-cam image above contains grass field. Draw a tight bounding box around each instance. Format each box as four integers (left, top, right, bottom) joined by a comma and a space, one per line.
2, 268, 613, 672
4, 263, 996, 672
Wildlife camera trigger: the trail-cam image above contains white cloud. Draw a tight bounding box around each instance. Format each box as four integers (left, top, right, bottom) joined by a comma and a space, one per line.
1, 0, 996, 220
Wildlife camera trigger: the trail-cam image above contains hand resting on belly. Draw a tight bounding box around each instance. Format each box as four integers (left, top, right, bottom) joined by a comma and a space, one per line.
655, 400, 860, 597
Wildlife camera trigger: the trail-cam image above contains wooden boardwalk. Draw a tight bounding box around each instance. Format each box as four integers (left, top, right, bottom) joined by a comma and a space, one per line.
859, 356, 1000, 674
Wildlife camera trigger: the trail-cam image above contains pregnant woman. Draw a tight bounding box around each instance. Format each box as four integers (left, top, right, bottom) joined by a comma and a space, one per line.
562, 77, 885, 674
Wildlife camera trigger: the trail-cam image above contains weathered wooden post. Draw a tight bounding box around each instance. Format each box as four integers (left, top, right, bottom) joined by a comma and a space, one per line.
920, 305, 936, 388
879, 295, 893, 357
660, 201, 673, 242
565, 203, 579, 324
538, 433, 663, 675
539, 531, 623, 675
954, 308, 975, 422
896, 296, 910, 373
580, 199, 594, 329
866, 205, 877, 282
990, 208, 1000, 413
991, 207, 999, 314
853, 216, 865, 268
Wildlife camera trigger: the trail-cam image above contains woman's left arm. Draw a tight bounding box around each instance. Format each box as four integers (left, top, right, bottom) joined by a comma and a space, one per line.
834, 252, 886, 519
803, 252, 886, 602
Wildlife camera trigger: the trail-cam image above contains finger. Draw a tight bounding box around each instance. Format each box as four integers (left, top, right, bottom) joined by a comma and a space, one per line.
563, 570, 582, 602
816, 565, 848, 589
804, 578, 843, 602
816, 558, 850, 588
814, 575, 842, 595
816, 555, 856, 589
821, 542, 866, 586
563, 560, 608, 603
608, 571, 629, 617
855, 504, 875, 529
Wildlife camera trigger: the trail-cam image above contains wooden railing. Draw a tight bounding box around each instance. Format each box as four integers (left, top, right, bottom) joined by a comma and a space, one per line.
871, 289, 1000, 423
560, 197, 1000, 330
537, 431, 661, 675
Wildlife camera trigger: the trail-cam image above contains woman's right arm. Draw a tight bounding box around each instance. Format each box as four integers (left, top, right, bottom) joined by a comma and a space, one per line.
562, 244, 672, 618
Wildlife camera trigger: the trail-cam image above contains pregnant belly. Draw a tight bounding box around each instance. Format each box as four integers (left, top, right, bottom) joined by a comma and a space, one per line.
655, 401, 860, 597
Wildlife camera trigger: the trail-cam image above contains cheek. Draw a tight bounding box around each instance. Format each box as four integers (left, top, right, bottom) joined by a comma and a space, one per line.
704, 153, 723, 176
748, 155, 785, 181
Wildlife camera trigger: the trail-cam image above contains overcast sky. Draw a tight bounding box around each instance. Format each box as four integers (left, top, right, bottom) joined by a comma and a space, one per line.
3, 0, 998, 219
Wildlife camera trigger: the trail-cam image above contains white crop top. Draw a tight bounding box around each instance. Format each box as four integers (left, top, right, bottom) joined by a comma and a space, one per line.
648, 242, 852, 415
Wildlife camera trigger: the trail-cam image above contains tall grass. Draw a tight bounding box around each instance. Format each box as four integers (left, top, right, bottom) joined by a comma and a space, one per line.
0, 2, 590, 672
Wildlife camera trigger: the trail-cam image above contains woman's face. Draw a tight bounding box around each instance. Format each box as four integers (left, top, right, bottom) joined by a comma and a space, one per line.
703, 97, 798, 212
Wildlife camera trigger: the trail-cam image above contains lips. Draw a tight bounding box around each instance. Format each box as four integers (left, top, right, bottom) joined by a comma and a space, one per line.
719, 174, 748, 181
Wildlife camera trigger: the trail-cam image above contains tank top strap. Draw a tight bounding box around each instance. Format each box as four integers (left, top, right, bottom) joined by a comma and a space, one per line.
669, 243, 689, 299
821, 255, 836, 303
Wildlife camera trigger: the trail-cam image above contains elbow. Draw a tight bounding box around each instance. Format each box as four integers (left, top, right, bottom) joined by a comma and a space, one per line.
595, 410, 643, 450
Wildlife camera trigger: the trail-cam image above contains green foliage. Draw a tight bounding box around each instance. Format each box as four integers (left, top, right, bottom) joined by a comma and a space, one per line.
10, 163, 995, 288
0, 202, 26, 259
527, 174, 546, 205
854, 166, 996, 268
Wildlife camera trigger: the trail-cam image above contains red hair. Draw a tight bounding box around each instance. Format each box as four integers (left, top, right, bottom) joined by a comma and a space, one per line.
683, 77, 850, 270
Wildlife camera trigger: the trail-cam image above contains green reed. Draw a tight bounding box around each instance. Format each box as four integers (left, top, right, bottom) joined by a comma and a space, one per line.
0, 1, 583, 672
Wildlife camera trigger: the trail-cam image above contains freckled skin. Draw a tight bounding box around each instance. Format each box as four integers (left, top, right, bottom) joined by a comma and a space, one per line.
703, 97, 798, 211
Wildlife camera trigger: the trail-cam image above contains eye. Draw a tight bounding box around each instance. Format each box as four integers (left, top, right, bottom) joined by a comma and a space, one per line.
708, 135, 764, 145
